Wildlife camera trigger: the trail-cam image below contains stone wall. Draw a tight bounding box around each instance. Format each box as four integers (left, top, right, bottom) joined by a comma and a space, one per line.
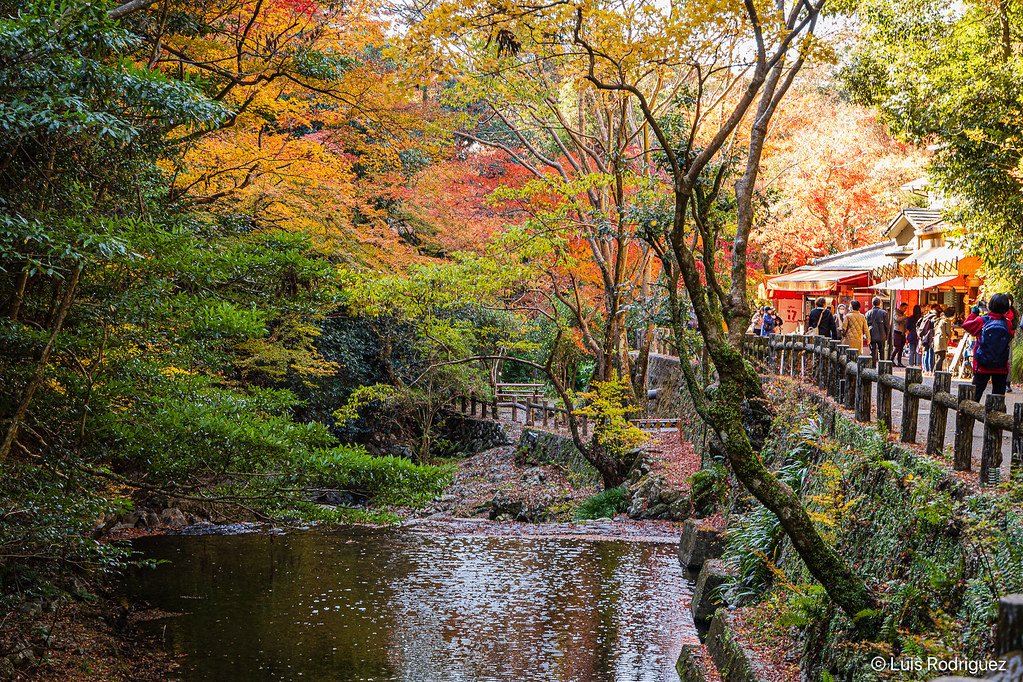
516, 428, 597, 482
439, 412, 513, 455
645, 354, 708, 449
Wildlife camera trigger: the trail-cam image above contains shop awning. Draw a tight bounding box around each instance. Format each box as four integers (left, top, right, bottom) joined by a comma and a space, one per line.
868, 275, 958, 291
766, 269, 865, 291
901, 244, 964, 265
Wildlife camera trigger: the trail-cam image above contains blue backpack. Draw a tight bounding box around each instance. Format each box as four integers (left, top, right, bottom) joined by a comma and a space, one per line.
974, 316, 1012, 371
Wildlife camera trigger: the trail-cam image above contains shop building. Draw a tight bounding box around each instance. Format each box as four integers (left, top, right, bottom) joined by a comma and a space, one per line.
763, 241, 897, 333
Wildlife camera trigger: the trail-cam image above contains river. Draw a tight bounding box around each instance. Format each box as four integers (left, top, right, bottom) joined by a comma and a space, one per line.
123, 521, 697, 681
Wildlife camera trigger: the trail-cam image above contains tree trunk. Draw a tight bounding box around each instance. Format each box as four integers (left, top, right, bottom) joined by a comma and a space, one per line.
7, 265, 29, 321
708, 348, 878, 627
1, 263, 82, 461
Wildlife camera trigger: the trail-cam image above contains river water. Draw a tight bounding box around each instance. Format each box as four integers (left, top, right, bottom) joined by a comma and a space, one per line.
124, 522, 697, 681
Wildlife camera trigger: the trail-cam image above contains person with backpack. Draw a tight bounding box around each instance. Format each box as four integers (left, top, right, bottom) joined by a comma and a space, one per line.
806, 297, 838, 339
917, 305, 938, 373
865, 297, 891, 364
906, 304, 922, 366
1006, 295, 1017, 393
963, 293, 1014, 401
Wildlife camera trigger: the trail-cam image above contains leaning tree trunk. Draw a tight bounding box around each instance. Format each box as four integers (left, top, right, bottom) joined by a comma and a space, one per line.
1, 263, 82, 461
707, 343, 878, 630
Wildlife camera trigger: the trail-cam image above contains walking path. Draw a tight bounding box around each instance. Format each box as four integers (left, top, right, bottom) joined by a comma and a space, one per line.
885, 366, 1018, 479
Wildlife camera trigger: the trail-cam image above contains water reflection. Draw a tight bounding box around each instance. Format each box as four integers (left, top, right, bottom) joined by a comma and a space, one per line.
124, 525, 695, 681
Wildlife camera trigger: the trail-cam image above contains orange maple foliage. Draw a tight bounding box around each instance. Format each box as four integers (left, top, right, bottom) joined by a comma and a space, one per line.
133, 0, 450, 264
751, 90, 927, 272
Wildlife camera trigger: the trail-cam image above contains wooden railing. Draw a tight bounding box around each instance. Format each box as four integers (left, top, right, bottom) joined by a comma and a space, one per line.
454, 392, 589, 436
453, 391, 684, 439
744, 333, 1023, 486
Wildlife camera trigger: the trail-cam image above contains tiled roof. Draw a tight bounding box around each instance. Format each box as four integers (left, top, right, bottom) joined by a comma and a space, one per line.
886, 208, 944, 238
805, 240, 898, 271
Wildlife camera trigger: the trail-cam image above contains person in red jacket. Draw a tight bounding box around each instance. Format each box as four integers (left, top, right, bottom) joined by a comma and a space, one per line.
1007, 295, 1017, 393
963, 293, 1014, 401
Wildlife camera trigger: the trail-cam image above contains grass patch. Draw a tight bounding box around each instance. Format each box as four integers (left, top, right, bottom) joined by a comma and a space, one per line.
573, 486, 629, 520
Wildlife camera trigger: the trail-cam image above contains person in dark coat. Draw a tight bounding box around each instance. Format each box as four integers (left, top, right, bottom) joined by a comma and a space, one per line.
806, 297, 838, 340
906, 304, 922, 366
865, 297, 891, 364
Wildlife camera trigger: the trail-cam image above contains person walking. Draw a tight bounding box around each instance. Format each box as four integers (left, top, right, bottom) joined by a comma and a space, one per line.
761, 307, 777, 336
836, 303, 849, 343
891, 301, 909, 366
865, 297, 891, 365
1007, 295, 1017, 393
842, 299, 870, 354
932, 307, 954, 372
907, 304, 922, 366
963, 293, 1014, 401
750, 307, 765, 336
917, 305, 938, 373
806, 297, 838, 339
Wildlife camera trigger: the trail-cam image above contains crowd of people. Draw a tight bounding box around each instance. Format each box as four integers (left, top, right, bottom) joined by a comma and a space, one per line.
749, 294, 1019, 401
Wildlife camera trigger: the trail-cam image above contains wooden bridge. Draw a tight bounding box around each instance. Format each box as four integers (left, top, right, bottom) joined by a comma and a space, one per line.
454, 383, 683, 438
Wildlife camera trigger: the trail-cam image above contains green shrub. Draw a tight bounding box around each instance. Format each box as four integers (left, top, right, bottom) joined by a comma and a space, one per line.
297, 446, 451, 506
689, 463, 728, 511
573, 486, 629, 520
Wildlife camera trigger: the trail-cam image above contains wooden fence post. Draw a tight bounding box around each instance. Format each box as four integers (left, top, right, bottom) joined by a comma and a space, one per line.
876, 361, 893, 432
855, 355, 874, 423
926, 371, 953, 456
829, 341, 840, 397
492, 394, 498, 420
981, 393, 1006, 486
542, 400, 549, 427
953, 384, 976, 472
1013, 403, 1023, 476
834, 344, 847, 399
804, 335, 815, 382
792, 336, 802, 379
460, 396, 467, 414
788, 336, 799, 378
470, 395, 477, 417
816, 337, 828, 389
900, 367, 923, 444
844, 349, 858, 410
526, 399, 533, 426
997, 594, 1023, 656
511, 398, 518, 423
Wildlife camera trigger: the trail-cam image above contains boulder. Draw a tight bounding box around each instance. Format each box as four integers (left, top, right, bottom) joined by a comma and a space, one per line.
678, 518, 726, 569
160, 507, 189, 528
706, 610, 764, 682
17, 601, 42, 619
489, 491, 523, 520
691, 560, 735, 622
7, 642, 34, 669
675, 644, 714, 682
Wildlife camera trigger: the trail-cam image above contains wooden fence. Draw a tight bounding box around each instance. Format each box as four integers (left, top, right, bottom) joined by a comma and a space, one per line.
453, 387, 684, 439
454, 392, 589, 436
744, 333, 1023, 486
